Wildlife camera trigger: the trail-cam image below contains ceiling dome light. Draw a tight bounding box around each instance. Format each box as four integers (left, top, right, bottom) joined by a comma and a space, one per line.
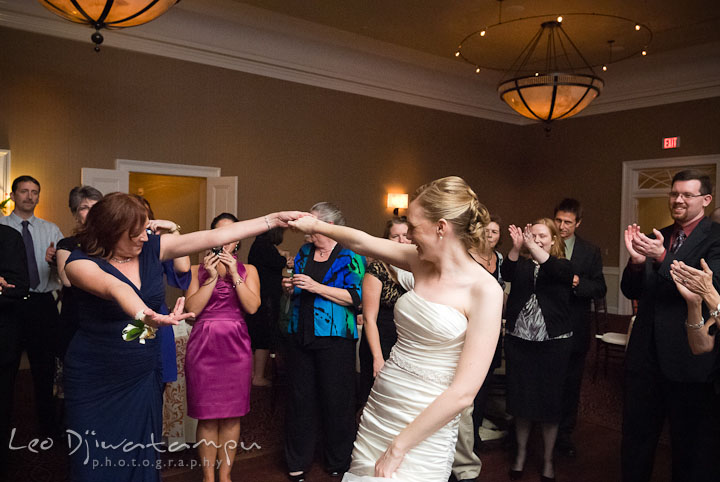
38, 0, 180, 51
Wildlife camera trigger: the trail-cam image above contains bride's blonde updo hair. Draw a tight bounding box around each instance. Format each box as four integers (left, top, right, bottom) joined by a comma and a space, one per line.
412, 176, 490, 253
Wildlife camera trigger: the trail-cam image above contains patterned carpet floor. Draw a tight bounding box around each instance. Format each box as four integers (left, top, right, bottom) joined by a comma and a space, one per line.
5, 316, 671, 482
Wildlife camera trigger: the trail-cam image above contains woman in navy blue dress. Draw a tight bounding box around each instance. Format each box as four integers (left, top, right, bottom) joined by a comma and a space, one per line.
64, 193, 302, 482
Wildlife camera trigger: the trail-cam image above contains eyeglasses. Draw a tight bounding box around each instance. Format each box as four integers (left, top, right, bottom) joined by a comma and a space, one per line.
668, 192, 706, 200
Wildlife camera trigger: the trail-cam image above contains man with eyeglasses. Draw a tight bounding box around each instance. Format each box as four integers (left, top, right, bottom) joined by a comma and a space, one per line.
621, 169, 720, 482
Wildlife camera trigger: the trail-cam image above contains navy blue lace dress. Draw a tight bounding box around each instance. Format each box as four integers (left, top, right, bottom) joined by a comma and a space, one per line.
64, 235, 165, 482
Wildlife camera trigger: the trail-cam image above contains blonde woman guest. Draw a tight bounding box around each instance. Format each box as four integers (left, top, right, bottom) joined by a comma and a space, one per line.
502, 219, 573, 482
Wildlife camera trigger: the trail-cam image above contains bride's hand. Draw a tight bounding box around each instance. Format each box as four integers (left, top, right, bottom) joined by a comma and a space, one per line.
374, 444, 405, 478
288, 214, 320, 234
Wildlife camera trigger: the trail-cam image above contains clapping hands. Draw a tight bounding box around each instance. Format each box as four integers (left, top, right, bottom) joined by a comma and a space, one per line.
624, 224, 665, 263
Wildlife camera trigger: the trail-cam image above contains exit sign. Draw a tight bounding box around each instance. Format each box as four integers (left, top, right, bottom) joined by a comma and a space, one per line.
663, 137, 680, 149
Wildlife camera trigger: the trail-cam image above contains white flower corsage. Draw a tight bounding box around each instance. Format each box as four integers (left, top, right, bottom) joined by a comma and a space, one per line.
122, 310, 158, 344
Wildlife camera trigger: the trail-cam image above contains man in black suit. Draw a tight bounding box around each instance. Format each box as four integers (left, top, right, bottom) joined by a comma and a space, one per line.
553, 199, 606, 457
0, 223, 29, 478
621, 169, 720, 482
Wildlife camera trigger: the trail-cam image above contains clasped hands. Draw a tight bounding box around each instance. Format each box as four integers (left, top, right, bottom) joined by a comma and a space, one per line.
670, 258, 718, 354
624, 224, 665, 263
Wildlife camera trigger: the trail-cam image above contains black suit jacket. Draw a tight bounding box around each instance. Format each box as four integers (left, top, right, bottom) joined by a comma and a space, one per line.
621, 217, 720, 383
0, 224, 29, 367
502, 255, 574, 338
568, 236, 607, 352
0, 224, 29, 304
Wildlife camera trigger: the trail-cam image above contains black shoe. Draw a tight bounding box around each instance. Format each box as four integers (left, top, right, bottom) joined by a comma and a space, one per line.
540, 476, 556, 482
509, 469, 524, 480
555, 439, 577, 458
288, 472, 305, 482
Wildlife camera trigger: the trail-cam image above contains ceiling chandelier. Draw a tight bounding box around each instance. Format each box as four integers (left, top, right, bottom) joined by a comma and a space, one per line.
456, 5, 652, 125
38, 0, 181, 51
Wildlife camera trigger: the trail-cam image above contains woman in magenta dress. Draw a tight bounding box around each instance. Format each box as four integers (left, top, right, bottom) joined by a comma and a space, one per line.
184, 212, 261, 482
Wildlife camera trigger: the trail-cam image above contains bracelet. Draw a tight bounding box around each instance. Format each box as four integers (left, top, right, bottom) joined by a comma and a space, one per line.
264, 215, 271, 231
686, 317, 705, 330
169, 224, 181, 234
232, 277, 244, 289
710, 303, 720, 319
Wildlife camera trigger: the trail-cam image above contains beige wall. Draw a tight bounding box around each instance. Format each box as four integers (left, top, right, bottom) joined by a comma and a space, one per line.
1, 26, 720, 266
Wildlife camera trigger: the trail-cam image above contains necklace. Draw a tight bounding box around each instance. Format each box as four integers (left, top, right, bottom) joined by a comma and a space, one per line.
111, 256, 132, 264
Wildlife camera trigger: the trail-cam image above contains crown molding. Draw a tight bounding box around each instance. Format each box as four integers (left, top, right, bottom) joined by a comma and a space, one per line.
1, 0, 718, 125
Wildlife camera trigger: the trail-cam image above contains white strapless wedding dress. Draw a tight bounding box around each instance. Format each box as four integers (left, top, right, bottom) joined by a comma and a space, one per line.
342, 283, 467, 482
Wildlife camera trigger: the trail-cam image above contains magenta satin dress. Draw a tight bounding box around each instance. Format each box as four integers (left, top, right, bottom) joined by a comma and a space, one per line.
185, 262, 252, 419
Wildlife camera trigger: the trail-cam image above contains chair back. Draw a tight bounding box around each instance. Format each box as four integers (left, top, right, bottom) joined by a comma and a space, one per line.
593, 297, 609, 336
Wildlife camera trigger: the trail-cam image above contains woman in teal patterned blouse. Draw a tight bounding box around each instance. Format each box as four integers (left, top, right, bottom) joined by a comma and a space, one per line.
282, 202, 366, 481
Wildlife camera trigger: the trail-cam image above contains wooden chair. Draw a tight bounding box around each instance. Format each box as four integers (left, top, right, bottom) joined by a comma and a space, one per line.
593, 297, 632, 380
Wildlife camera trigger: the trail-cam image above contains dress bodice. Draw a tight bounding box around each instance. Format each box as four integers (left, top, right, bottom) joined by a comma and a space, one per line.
197, 262, 248, 322
67, 235, 165, 338
389, 290, 467, 386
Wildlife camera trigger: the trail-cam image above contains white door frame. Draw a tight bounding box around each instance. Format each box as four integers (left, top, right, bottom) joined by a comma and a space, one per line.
618, 154, 720, 315
0, 149, 10, 199
115, 159, 220, 178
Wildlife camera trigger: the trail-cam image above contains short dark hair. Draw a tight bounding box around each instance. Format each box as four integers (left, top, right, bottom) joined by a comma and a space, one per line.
671, 169, 713, 195
68, 186, 103, 214
257, 227, 285, 245
554, 198, 583, 221
76, 192, 148, 258
211, 212, 239, 229
382, 216, 408, 239
130, 194, 155, 220
11, 175, 40, 193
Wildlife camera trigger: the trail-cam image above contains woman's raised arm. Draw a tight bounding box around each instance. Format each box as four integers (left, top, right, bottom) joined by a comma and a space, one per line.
289, 216, 417, 271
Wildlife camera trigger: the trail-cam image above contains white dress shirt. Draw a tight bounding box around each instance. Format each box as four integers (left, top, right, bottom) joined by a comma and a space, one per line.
0, 212, 63, 293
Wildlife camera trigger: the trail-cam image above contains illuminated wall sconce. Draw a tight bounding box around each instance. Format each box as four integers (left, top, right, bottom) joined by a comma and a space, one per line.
387, 193, 408, 215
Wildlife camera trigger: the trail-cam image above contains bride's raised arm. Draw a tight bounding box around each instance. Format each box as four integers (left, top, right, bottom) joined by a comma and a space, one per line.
374, 278, 503, 477
289, 216, 417, 271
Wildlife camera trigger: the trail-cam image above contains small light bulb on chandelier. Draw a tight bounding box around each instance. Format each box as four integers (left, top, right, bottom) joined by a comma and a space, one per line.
535, 72, 539, 76
455, 51, 460, 57
635, 24, 641, 31
602, 65, 607, 71
480, 30, 486, 37
557, 16, 563, 23
641, 49, 647, 56
475, 67, 481, 73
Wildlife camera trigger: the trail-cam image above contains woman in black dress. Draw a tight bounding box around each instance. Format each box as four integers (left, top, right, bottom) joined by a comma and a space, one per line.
357, 216, 411, 406
247, 227, 291, 386
502, 218, 573, 482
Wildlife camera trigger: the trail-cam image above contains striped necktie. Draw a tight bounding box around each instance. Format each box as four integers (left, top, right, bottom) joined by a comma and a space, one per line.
21, 220, 41, 289
670, 229, 686, 254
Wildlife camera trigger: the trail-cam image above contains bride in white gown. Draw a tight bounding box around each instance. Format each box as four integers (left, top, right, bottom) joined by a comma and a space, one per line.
290, 176, 502, 481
